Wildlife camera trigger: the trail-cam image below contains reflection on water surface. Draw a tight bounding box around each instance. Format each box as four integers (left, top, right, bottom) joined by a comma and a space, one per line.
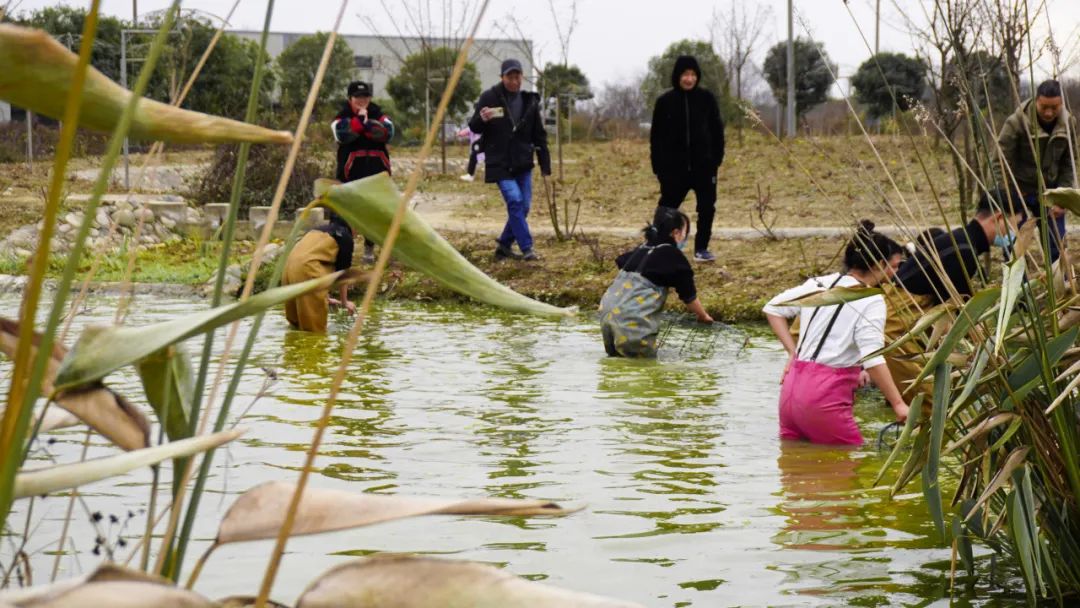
0, 296, 1024, 606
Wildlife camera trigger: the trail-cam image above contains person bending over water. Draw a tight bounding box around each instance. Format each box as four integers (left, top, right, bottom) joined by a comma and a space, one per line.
763, 220, 909, 446
282, 211, 357, 333
600, 207, 713, 357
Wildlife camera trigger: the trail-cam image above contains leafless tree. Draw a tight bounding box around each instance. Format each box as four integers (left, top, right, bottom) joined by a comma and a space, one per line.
710, 1, 771, 107
895, 0, 984, 211
977, 0, 1044, 109
547, 0, 578, 67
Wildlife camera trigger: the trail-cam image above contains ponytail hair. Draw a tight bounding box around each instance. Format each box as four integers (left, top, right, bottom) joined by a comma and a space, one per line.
844, 219, 903, 271
643, 206, 690, 244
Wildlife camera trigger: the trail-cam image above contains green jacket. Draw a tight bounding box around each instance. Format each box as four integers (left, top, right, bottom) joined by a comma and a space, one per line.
993, 99, 1077, 197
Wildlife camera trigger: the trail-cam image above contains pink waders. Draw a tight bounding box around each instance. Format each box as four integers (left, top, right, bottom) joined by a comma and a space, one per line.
779, 360, 863, 446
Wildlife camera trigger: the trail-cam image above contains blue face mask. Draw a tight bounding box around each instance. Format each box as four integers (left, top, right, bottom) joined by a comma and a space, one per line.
994, 232, 1016, 249
678, 238, 689, 251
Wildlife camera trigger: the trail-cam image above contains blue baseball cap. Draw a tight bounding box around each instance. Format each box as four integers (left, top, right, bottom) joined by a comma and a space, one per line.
500, 58, 523, 76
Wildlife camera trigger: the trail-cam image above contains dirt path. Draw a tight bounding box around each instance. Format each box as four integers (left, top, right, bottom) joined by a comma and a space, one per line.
411, 190, 897, 241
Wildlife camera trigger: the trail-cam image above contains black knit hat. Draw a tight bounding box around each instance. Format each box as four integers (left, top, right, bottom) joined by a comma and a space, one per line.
348, 81, 373, 98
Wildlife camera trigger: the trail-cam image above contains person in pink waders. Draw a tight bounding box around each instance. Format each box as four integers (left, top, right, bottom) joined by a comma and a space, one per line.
763, 220, 910, 446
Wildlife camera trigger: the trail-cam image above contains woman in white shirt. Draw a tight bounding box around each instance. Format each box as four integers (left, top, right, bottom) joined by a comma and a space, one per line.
763, 221, 910, 445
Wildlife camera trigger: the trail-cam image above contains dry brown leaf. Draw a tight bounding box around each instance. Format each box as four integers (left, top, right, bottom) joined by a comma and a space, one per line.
0, 318, 149, 451
0, 563, 173, 606
216, 481, 580, 545
296, 555, 645, 608
15, 581, 213, 608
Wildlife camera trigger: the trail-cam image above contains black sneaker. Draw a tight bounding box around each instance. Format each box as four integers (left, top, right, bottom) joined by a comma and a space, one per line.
522, 250, 540, 261
694, 250, 716, 263
494, 243, 521, 260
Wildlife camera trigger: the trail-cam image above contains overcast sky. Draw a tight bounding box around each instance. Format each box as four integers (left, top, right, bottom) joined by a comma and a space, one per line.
10, 0, 1080, 97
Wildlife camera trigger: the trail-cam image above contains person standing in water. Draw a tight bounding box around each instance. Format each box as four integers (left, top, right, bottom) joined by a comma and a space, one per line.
282, 211, 357, 333
763, 221, 909, 446
650, 55, 726, 263
332, 80, 394, 264
600, 207, 713, 358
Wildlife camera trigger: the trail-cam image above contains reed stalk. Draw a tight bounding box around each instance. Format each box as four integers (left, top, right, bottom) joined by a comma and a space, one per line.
0, 0, 102, 529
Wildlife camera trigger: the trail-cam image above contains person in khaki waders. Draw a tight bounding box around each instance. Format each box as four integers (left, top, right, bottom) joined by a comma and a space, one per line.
283, 211, 357, 333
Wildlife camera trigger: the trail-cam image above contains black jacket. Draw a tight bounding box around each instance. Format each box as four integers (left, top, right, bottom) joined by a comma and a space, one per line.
895, 220, 989, 304
468, 83, 552, 183
650, 56, 726, 177
332, 101, 395, 182
615, 240, 697, 303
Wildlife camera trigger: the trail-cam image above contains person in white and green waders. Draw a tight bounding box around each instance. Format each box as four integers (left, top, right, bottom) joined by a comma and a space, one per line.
600, 207, 714, 357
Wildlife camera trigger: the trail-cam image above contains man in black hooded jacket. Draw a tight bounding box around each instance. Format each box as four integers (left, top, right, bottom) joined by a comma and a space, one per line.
650, 55, 726, 262
332, 80, 394, 263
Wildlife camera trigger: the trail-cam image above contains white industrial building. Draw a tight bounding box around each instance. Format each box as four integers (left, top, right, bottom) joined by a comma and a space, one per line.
0, 31, 534, 123
229, 31, 534, 97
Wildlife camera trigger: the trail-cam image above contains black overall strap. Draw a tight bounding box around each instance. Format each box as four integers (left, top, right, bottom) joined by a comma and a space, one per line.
630, 244, 671, 273
795, 275, 844, 361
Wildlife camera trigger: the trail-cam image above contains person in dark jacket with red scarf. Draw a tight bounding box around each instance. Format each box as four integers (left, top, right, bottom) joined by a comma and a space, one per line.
332, 80, 395, 263
650, 55, 726, 263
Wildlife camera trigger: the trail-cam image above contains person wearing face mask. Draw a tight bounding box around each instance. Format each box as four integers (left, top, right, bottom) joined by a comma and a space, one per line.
882, 192, 1025, 412
332, 81, 395, 264
600, 207, 713, 357
992, 79, 1077, 262
764, 220, 909, 445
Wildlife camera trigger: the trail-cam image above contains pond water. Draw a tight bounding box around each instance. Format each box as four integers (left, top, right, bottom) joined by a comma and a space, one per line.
4, 294, 1025, 606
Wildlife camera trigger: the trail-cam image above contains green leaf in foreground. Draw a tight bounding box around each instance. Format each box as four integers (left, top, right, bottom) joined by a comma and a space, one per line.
13, 429, 243, 499
1045, 188, 1080, 217
318, 174, 575, 318
923, 362, 951, 543
778, 286, 883, 308
0, 24, 292, 146
53, 269, 363, 391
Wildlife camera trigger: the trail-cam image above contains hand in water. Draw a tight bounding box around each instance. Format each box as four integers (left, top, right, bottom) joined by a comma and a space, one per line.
344, 301, 357, 316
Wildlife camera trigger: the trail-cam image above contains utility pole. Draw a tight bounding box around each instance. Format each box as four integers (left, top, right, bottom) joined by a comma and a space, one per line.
875, 0, 881, 55
786, 0, 796, 138
25, 111, 33, 171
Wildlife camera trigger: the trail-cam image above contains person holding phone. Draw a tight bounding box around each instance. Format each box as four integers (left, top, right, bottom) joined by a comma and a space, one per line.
468, 59, 552, 262
332, 81, 394, 264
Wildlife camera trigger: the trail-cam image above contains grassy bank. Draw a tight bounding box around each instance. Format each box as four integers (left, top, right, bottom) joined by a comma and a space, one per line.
0, 231, 845, 322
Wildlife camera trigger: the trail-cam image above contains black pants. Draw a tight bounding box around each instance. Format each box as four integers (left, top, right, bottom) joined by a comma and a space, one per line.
657, 171, 717, 253
467, 146, 479, 176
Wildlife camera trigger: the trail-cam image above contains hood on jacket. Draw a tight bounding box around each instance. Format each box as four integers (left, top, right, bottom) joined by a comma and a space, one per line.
670, 55, 702, 90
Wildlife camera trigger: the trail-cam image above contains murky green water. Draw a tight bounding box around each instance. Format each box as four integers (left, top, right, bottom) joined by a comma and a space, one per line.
4, 295, 1026, 606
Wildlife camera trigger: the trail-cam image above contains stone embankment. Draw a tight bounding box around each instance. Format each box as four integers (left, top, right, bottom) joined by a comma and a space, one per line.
0, 195, 317, 298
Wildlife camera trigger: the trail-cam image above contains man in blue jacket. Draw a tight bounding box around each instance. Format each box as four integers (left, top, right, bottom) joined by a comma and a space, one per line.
650, 55, 726, 262
468, 59, 552, 261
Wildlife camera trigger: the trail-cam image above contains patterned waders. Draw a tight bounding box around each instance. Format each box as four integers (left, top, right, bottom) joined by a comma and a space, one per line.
599, 245, 670, 358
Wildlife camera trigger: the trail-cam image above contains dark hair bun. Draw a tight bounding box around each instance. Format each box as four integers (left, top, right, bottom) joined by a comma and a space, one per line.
858, 219, 876, 234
